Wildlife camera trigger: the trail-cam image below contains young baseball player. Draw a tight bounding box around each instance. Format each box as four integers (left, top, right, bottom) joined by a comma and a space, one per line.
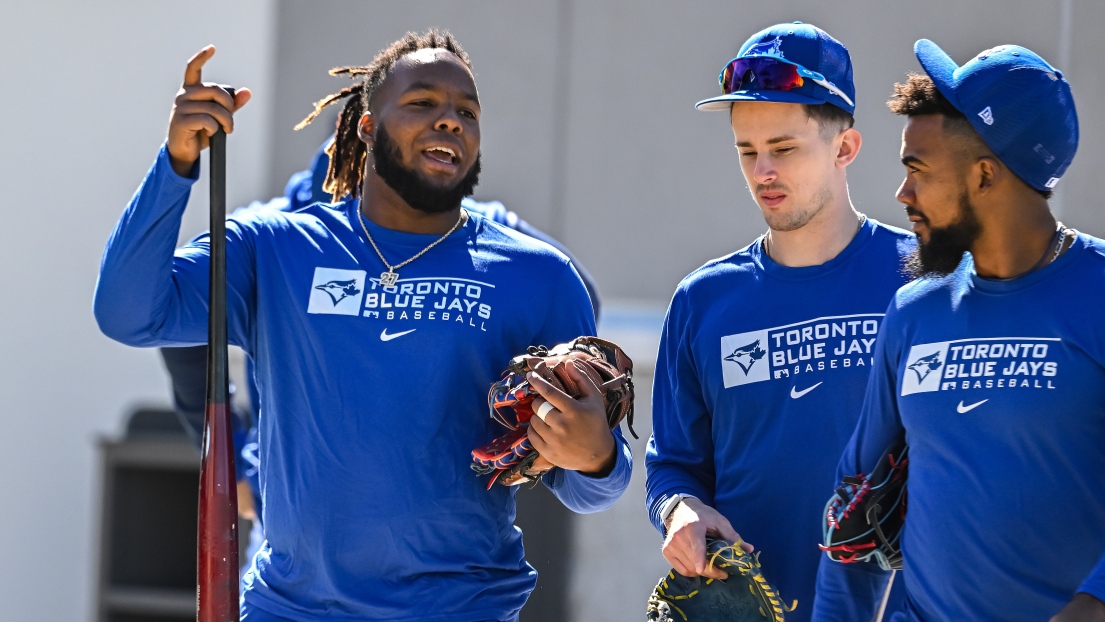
94, 30, 631, 621
644, 22, 913, 622
815, 40, 1105, 622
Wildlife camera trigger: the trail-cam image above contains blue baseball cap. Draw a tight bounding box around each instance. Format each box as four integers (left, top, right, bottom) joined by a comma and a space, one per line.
914, 39, 1079, 192
696, 22, 856, 115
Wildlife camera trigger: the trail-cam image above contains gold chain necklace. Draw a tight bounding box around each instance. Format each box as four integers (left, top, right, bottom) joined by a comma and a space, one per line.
357, 207, 466, 287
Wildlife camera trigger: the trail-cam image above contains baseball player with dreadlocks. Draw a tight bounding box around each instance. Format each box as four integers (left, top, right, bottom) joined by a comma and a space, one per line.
157, 136, 604, 584
815, 40, 1105, 622
94, 30, 631, 621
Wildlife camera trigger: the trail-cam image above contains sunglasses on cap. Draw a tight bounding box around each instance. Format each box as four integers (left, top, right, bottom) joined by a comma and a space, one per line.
720, 56, 855, 108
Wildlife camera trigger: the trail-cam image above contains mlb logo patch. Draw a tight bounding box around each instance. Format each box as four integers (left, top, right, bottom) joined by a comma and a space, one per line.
307, 267, 366, 316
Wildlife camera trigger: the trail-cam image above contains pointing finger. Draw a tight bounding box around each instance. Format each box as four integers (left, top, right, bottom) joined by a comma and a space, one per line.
527, 371, 574, 412
184, 45, 215, 86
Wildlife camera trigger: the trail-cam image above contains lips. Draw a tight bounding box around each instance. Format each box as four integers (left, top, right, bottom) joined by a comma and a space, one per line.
760, 192, 787, 208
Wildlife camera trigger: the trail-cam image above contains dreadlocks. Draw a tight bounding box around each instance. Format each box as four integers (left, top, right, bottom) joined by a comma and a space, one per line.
295, 29, 472, 202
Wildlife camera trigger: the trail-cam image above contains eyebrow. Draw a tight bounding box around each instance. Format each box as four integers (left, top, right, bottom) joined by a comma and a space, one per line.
404, 81, 480, 105
735, 135, 797, 148
901, 155, 925, 168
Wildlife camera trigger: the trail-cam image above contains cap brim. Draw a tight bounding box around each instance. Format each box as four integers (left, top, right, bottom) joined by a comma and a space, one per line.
696, 89, 828, 111
914, 39, 963, 111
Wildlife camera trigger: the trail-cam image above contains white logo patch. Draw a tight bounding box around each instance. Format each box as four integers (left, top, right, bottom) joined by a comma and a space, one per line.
1045, 177, 1061, 189
721, 329, 771, 387
307, 267, 367, 316
902, 342, 951, 395
978, 107, 994, 125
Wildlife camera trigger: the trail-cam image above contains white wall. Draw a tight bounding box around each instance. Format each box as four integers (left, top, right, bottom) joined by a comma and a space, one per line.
0, 2, 275, 619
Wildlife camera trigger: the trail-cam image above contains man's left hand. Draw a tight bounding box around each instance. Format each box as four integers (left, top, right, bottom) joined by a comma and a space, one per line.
526, 361, 617, 477
1051, 593, 1105, 622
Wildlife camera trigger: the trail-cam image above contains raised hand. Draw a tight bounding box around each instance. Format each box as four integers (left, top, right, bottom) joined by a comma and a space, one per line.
166, 45, 252, 176
663, 496, 753, 580
526, 361, 617, 477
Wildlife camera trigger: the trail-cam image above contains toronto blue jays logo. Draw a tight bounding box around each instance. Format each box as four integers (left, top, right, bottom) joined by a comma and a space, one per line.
744, 36, 785, 58
724, 339, 767, 375
907, 352, 943, 384
314, 279, 362, 306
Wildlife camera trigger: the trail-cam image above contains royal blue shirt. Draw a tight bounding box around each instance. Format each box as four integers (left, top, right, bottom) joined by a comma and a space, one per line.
94, 145, 632, 621
645, 218, 915, 622
817, 234, 1105, 621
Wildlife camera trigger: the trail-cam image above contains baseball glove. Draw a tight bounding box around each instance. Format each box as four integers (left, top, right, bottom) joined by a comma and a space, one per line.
820, 434, 908, 571
646, 538, 796, 622
471, 336, 635, 488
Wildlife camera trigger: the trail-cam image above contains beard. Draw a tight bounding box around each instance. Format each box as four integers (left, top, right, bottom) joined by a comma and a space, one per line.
904, 191, 982, 279
371, 123, 481, 215
759, 183, 832, 232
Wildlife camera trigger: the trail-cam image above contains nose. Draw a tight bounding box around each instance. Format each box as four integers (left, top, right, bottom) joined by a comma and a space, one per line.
434, 108, 463, 134
895, 176, 913, 206
752, 155, 777, 186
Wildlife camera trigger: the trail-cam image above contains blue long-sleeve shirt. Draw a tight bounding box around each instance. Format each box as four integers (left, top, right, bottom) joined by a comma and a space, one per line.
817, 235, 1105, 621
94, 145, 631, 621
645, 218, 915, 622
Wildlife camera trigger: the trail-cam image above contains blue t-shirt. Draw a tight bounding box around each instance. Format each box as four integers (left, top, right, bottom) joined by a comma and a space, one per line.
821, 234, 1105, 621
645, 218, 915, 622
94, 146, 632, 621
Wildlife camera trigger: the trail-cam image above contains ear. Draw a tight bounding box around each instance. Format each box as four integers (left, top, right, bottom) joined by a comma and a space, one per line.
835, 127, 862, 168
356, 112, 375, 149
974, 156, 1000, 194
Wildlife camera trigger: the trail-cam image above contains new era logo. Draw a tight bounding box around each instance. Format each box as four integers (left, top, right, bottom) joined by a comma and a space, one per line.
978, 107, 994, 125
307, 267, 366, 316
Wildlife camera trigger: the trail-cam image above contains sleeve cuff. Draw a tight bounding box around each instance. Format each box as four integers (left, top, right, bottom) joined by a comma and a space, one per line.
157, 142, 202, 185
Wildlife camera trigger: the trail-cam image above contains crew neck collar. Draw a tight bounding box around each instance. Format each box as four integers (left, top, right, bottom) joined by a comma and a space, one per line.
968, 232, 1084, 294
750, 216, 876, 280
345, 198, 472, 249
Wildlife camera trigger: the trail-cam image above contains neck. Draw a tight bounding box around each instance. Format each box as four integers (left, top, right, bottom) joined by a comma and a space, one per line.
359, 173, 463, 235
970, 193, 1056, 279
764, 191, 862, 268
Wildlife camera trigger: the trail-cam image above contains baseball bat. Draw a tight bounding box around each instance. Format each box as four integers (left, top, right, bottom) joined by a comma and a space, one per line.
197, 117, 240, 621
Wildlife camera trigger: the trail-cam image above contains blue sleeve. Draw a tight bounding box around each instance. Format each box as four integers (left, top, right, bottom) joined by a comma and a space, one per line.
1079, 554, 1105, 603
644, 288, 716, 534
93, 145, 257, 351
538, 262, 632, 513
813, 300, 905, 617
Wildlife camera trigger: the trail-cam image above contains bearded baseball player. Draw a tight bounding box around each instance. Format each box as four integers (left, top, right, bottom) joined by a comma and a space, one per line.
814, 40, 1105, 622
94, 30, 631, 621
644, 22, 912, 621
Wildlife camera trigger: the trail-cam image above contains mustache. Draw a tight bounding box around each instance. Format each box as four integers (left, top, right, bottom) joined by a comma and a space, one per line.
756, 183, 789, 194
905, 206, 929, 224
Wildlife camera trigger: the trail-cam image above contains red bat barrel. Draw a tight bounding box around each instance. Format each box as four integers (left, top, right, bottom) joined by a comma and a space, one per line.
198, 126, 239, 621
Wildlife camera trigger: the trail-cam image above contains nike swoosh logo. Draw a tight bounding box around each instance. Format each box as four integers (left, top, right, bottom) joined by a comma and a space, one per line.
790, 382, 823, 399
957, 399, 988, 413
380, 328, 416, 342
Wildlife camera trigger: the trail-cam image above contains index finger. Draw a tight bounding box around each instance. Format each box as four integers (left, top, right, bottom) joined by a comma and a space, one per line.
527, 371, 574, 412
184, 45, 216, 86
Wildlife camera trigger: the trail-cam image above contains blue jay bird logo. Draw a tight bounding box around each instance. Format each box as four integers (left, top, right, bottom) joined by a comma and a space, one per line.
314, 279, 362, 306
908, 352, 943, 384
744, 36, 785, 59
724, 339, 767, 375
